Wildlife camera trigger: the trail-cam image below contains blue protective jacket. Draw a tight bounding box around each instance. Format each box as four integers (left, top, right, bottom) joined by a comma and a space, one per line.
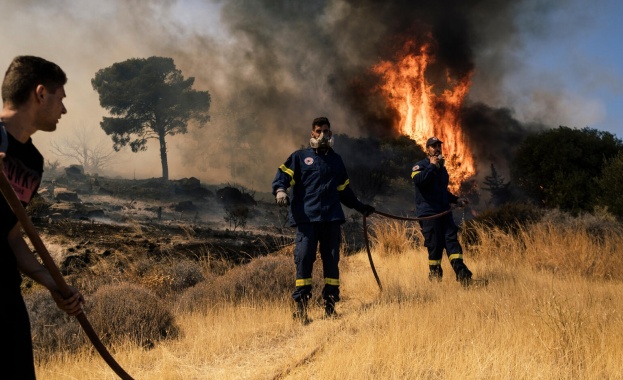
411, 157, 459, 217
272, 147, 365, 227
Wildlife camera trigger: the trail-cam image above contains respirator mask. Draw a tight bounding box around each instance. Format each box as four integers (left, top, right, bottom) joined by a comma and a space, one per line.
310, 132, 334, 150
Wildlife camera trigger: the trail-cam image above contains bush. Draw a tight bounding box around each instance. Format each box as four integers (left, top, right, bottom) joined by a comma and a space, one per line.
224, 205, 249, 231
597, 150, 623, 220
133, 257, 206, 296
540, 208, 623, 244
176, 254, 326, 313
177, 255, 292, 312
86, 282, 180, 349
462, 203, 544, 246
26, 193, 51, 217
27, 281, 180, 357
511, 126, 623, 213
26, 288, 84, 358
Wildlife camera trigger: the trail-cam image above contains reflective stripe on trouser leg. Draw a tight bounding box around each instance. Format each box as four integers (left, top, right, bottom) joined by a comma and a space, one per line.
449, 254, 463, 265
292, 223, 318, 302
320, 221, 341, 302
295, 278, 313, 287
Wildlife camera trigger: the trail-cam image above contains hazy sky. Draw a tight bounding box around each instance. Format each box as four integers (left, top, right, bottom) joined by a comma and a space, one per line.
1, 0, 621, 188
498, 0, 623, 135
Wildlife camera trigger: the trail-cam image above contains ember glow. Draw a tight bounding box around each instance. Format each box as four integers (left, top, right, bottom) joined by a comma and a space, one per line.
372, 36, 476, 192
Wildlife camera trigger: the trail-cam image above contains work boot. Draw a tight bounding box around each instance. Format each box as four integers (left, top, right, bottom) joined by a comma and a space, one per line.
457, 267, 473, 288
292, 300, 310, 324
451, 259, 472, 287
324, 299, 337, 318
428, 265, 443, 282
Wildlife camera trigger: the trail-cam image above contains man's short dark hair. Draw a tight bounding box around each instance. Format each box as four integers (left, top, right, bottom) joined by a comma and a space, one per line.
312, 116, 330, 129
2, 55, 67, 107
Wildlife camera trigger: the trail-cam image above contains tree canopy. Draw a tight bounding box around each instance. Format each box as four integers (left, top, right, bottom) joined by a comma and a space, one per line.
597, 151, 623, 219
91, 56, 211, 180
510, 126, 623, 214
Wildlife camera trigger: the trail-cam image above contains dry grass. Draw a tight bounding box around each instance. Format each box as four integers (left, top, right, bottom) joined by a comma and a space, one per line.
34, 218, 623, 379
368, 219, 421, 257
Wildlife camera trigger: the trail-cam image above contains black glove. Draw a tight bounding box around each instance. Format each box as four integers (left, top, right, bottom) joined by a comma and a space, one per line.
360, 204, 375, 217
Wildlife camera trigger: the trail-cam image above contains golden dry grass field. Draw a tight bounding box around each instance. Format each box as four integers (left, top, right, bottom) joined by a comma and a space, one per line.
35, 216, 623, 380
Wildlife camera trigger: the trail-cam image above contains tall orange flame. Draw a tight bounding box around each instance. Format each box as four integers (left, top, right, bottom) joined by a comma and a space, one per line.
372, 37, 475, 192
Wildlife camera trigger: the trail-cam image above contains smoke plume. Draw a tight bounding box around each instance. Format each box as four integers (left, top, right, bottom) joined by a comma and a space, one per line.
0, 0, 591, 190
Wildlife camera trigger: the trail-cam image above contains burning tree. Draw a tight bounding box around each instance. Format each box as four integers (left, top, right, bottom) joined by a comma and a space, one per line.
91, 56, 211, 180
367, 31, 476, 193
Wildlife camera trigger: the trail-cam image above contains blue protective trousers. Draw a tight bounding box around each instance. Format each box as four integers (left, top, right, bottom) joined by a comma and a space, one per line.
292, 221, 341, 303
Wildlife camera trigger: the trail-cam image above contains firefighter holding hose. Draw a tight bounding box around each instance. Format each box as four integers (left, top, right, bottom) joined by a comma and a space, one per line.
272, 116, 374, 323
411, 137, 473, 286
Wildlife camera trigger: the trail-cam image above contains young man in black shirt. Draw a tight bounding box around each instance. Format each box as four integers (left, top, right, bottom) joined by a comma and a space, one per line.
1, 55, 84, 379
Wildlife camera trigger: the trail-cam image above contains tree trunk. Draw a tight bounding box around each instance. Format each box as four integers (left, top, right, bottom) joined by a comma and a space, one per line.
159, 133, 169, 181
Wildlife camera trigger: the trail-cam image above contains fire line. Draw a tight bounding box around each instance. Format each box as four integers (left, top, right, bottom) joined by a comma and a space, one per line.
372, 37, 475, 192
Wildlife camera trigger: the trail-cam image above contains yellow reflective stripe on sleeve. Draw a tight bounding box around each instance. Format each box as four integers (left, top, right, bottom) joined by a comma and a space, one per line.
337, 178, 349, 191
429, 259, 442, 265
448, 253, 463, 262
279, 164, 294, 178
411, 171, 421, 179
324, 278, 340, 286
295, 278, 313, 287
279, 164, 296, 187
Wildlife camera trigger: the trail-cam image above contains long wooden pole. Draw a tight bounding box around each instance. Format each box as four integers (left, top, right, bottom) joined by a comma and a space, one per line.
0, 162, 134, 380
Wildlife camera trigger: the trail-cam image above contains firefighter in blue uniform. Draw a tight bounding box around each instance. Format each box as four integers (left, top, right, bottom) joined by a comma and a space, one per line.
411, 137, 473, 286
272, 116, 374, 322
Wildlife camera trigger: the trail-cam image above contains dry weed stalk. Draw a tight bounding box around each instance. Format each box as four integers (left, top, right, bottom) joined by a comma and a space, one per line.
368, 219, 420, 257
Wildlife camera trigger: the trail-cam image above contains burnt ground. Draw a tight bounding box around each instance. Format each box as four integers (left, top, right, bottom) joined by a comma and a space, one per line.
26, 168, 374, 273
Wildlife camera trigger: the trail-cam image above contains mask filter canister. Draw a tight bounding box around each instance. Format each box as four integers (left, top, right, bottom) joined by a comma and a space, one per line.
310, 132, 334, 149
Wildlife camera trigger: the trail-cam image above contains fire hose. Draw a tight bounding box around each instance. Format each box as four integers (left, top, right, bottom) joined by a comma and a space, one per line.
362, 206, 460, 291
0, 126, 134, 379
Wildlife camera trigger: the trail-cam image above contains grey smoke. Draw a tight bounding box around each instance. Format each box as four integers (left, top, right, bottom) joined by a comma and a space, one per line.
1, 0, 588, 189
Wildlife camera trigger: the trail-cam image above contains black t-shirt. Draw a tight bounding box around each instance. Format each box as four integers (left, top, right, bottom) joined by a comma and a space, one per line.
0, 122, 44, 289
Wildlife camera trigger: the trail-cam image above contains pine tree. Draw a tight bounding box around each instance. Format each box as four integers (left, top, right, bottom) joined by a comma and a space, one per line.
482, 164, 511, 207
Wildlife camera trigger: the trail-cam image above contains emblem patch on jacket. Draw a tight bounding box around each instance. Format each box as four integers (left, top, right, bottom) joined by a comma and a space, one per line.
304, 157, 314, 165
412, 165, 420, 171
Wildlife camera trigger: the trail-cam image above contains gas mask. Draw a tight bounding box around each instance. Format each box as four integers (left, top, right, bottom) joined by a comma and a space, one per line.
310, 132, 334, 150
